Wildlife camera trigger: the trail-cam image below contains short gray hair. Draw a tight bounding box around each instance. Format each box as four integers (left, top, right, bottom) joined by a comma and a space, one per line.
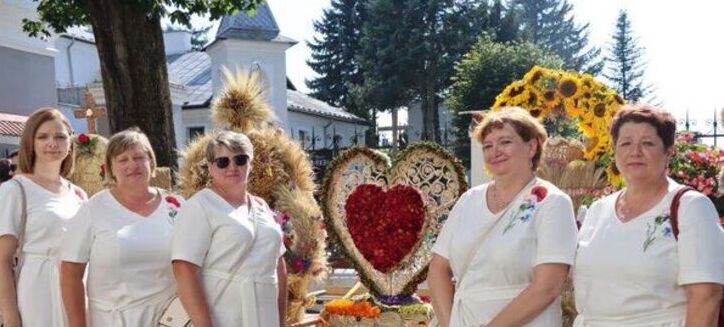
205, 130, 254, 163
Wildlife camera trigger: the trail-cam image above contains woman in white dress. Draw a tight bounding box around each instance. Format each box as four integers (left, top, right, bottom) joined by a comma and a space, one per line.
428, 107, 578, 327
60, 128, 182, 327
0, 107, 86, 327
574, 104, 724, 326
172, 130, 287, 327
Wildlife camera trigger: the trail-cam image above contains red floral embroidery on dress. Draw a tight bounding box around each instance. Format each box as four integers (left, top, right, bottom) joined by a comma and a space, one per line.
165, 195, 181, 224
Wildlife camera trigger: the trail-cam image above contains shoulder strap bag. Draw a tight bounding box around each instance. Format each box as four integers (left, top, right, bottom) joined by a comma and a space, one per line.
668, 187, 724, 327
0, 179, 28, 326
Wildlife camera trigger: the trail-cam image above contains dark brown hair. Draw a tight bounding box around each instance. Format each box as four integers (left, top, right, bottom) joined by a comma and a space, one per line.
610, 104, 677, 149
18, 107, 75, 177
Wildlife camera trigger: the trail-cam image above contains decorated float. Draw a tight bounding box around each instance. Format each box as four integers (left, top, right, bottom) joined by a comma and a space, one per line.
319, 143, 467, 326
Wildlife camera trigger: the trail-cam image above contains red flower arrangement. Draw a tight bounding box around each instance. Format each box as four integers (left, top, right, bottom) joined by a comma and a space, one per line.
78, 133, 90, 144
345, 184, 426, 273
669, 132, 724, 215
75, 133, 98, 155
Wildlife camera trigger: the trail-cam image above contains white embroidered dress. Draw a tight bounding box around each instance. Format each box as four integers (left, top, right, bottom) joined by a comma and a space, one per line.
574, 178, 724, 326
171, 189, 285, 327
0, 175, 85, 327
61, 190, 181, 326
432, 178, 578, 327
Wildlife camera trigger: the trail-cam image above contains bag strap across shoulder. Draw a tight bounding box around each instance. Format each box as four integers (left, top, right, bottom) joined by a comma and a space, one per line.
11, 179, 28, 250
669, 186, 695, 240
457, 177, 538, 287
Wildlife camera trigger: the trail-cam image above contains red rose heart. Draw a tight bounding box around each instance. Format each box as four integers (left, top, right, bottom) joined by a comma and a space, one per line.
345, 184, 425, 273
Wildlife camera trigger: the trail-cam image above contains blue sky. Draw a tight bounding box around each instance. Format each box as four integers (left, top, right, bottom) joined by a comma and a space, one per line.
263, 0, 723, 136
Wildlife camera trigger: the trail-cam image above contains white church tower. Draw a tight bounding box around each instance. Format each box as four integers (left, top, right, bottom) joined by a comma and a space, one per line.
205, 5, 296, 127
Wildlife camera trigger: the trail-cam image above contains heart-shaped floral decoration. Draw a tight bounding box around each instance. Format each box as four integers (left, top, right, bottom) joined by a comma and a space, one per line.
321, 142, 467, 300
345, 184, 426, 273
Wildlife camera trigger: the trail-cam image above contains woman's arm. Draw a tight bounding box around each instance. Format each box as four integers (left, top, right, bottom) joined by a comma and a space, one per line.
486, 263, 569, 327
684, 283, 723, 327
427, 254, 455, 327
0, 236, 20, 327
173, 260, 214, 327
60, 262, 87, 327
277, 257, 287, 327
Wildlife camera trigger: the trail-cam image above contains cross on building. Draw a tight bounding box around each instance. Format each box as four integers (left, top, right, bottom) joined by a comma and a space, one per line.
74, 90, 106, 134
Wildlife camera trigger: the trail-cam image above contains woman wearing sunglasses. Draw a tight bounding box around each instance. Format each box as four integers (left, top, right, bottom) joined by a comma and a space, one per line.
172, 130, 287, 327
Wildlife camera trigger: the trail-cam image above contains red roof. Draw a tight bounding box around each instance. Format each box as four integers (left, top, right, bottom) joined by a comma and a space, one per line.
0, 112, 27, 137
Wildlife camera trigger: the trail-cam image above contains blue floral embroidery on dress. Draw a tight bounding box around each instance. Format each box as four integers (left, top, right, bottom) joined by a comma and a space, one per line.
642, 212, 673, 252
502, 198, 537, 234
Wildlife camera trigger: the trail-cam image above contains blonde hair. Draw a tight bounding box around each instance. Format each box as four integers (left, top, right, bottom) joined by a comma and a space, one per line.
473, 107, 548, 170
18, 107, 75, 177
205, 130, 254, 163
105, 128, 157, 182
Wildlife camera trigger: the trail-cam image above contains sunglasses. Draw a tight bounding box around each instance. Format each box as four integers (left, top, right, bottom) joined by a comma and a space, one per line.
212, 154, 249, 169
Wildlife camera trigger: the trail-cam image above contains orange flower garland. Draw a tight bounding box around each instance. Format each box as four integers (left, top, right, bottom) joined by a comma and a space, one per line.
324, 299, 381, 318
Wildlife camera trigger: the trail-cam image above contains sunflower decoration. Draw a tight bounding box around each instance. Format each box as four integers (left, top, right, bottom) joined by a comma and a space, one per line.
178, 67, 327, 324
492, 66, 626, 185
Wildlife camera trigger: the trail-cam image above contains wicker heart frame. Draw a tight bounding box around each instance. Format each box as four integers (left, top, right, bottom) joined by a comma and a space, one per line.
321, 142, 467, 298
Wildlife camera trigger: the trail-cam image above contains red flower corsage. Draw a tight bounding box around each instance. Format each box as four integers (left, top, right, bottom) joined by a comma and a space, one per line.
531, 185, 548, 202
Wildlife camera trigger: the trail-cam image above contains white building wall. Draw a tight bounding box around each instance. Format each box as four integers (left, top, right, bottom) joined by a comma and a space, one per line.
207, 39, 292, 128
287, 111, 367, 149
406, 102, 453, 144
0, 0, 57, 57
54, 37, 101, 87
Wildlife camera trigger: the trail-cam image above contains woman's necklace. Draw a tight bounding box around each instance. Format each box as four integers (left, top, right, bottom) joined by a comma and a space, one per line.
489, 182, 514, 211
488, 175, 535, 213
616, 183, 668, 222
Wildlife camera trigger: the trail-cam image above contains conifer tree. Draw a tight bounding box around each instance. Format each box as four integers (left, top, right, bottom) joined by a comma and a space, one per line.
306, 0, 368, 119
604, 10, 650, 102
512, 0, 602, 74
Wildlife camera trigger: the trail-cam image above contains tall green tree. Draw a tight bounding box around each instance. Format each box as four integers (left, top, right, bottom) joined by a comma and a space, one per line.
604, 10, 650, 102
512, 0, 602, 74
306, 0, 368, 119
22, 0, 263, 169
447, 35, 560, 167
356, 0, 488, 142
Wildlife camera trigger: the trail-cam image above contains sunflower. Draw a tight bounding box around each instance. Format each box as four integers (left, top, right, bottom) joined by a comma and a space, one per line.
605, 163, 625, 188
558, 76, 580, 98
524, 66, 546, 85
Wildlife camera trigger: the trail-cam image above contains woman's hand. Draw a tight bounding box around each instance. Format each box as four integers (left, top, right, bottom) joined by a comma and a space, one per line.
684, 283, 723, 327
60, 261, 87, 327
427, 254, 454, 327
173, 260, 214, 327
487, 263, 569, 327
0, 236, 20, 327
277, 257, 288, 327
